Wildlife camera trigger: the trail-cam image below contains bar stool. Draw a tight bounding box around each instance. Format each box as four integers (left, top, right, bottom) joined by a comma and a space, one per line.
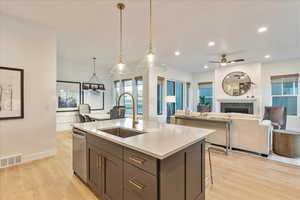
206, 144, 227, 185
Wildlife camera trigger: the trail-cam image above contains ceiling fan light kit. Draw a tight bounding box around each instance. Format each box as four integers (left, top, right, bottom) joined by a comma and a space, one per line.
209, 54, 245, 67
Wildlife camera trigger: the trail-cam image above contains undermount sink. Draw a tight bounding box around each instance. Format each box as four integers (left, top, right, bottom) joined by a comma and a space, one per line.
99, 127, 145, 138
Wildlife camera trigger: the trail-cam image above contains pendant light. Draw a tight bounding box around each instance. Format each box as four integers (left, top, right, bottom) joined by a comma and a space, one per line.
117, 3, 126, 72
83, 57, 105, 91
110, 3, 129, 75
146, 0, 155, 64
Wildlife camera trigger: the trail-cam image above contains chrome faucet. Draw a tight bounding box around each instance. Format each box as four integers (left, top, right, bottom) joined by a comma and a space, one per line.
117, 92, 138, 128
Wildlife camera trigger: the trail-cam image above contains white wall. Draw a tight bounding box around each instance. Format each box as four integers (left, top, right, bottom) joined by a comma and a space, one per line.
56, 57, 112, 131
0, 14, 57, 161
261, 59, 300, 131
193, 60, 300, 131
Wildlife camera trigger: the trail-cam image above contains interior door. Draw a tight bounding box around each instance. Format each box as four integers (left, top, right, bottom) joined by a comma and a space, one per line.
102, 151, 123, 200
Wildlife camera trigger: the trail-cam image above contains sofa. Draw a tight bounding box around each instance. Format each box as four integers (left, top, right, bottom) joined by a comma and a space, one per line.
171, 111, 272, 156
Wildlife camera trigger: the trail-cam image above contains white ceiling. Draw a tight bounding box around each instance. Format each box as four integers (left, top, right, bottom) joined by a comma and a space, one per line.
1, 0, 300, 72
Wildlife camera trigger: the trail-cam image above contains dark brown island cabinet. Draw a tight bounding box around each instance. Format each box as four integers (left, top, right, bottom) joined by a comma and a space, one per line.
86, 132, 206, 200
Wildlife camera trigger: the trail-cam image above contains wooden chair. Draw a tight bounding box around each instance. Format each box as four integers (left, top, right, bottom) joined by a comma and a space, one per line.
79, 104, 91, 115
109, 106, 126, 119
206, 144, 227, 185
84, 115, 95, 122
78, 114, 86, 123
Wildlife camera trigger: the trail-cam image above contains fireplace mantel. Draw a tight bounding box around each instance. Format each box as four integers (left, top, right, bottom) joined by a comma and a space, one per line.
217, 98, 257, 103
216, 98, 259, 115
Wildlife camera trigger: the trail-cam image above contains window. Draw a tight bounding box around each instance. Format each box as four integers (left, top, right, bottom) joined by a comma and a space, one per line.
166, 80, 184, 122
122, 79, 133, 114
157, 77, 164, 115
186, 82, 191, 110
167, 80, 175, 96
166, 80, 176, 123
198, 82, 213, 106
135, 77, 143, 115
175, 82, 183, 110
113, 80, 120, 105
271, 74, 298, 116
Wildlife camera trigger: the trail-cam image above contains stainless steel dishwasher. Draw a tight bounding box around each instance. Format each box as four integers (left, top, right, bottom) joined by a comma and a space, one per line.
72, 128, 87, 183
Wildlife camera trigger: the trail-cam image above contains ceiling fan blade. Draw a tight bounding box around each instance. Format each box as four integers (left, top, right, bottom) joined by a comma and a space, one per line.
209, 61, 220, 63
228, 59, 245, 63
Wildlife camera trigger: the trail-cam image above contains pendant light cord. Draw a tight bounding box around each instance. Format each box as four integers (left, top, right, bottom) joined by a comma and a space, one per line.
149, 0, 153, 52
120, 6, 123, 62
93, 57, 96, 74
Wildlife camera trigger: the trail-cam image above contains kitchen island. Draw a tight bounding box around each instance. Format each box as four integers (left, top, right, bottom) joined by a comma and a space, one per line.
73, 118, 215, 200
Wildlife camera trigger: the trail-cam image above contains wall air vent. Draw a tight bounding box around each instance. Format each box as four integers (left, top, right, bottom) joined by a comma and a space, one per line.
0, 154, 22, 168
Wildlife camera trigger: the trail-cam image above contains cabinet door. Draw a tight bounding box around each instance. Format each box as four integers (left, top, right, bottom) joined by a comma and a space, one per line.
87, 144, 102, 197
185, 142, 205, 200
102, 151, 123, 200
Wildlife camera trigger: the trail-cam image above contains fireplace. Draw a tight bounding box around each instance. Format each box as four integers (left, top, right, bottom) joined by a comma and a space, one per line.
221, 103, 254, 114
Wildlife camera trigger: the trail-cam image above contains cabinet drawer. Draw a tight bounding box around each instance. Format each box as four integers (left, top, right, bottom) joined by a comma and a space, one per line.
124, 148, 157, 175
124, 163, 157, 200
87, 133, 123, 159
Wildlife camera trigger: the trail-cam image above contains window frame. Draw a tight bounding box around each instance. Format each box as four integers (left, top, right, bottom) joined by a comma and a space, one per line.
113, 80, 121, 105
175, 81, 184, 110
198, 82, 213, 106
271, 74, 299, 116
121, 79, 133, 115
157, 77, 164, 115
186, 82, 191, 110
135, 76, 143, 115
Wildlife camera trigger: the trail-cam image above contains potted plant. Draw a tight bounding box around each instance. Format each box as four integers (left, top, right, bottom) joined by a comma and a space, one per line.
197, 96, 211, 112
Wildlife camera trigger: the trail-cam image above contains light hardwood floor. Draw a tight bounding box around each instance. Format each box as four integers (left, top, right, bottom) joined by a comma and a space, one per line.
1, 131, 300, 200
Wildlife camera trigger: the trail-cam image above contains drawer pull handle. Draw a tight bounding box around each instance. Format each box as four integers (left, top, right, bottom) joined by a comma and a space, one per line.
129, 157, 145, 165
129, 179, 145, 190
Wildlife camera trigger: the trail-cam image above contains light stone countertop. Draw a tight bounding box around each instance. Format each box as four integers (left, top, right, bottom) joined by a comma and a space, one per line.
73, 118, 215, 160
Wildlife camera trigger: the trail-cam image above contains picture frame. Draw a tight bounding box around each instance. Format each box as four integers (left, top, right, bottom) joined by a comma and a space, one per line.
0, 66, 24, 120
56, 80, 81, 112
82, 84, 105, 111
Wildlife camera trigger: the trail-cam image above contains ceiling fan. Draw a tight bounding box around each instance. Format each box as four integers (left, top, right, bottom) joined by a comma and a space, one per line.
209, 54, 245, 66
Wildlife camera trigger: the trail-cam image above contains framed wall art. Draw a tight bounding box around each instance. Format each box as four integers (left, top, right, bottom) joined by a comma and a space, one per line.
82, 88, 105, 111
0, 66, 24, 120
56, 81, 81, 112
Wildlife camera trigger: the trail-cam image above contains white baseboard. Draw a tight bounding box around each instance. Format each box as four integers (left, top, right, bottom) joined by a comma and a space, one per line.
1, 149, 57, 168
22, 149, 57, 164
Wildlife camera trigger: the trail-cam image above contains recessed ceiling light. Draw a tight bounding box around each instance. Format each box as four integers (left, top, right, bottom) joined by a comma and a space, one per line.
208, 41, 215, 47
258, 26, 268, 33
204, 65, 209, 69
265, 54, 271, 59
174, 51, 181, 56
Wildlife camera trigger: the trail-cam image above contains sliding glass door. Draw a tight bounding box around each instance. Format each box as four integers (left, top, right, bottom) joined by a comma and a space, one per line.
166, 80, 175, 123
176, 82, 183, 110
166, 80, 184, 123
